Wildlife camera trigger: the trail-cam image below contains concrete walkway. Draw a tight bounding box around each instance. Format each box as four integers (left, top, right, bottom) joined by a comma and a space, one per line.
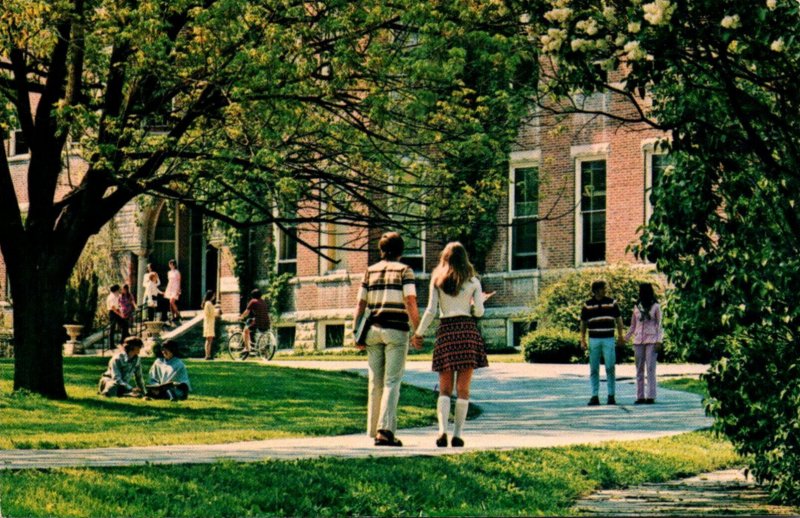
0, 362, 711, 470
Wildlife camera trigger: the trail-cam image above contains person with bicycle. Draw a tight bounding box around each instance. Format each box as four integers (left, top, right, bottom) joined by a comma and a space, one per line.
240, 288, 270, 360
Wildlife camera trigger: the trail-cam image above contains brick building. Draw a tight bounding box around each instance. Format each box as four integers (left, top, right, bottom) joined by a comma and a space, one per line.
0, 90, 668, 350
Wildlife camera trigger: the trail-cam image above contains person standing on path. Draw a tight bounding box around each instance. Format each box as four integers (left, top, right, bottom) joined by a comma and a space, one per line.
625, 283, 664, 404
202, 290, 217, 360
412, 242, 492, 448
580, 280, 625, 406
164, 259, 182, 324
106, 284, 128, 350
353, 232, 421, 447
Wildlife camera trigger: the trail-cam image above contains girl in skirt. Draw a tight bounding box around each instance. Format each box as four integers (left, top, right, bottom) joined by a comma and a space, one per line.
412, 242, 493, 447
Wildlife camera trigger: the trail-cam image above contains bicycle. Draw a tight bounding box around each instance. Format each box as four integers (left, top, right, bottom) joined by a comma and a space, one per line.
226, 322, 277, 361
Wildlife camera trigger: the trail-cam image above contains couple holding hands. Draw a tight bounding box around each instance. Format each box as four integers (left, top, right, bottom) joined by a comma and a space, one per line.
354, 233, 494, 449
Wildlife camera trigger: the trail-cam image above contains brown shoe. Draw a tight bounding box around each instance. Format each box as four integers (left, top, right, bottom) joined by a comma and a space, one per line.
374, 429, 403, 447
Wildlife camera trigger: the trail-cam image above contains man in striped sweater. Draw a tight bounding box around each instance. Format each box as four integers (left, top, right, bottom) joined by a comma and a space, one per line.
354, 232, 421, 446
580, 280, 625, 406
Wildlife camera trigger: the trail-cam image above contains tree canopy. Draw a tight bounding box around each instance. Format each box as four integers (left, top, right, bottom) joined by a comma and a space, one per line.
0, 0, 536, 397
531, 0, 800, 501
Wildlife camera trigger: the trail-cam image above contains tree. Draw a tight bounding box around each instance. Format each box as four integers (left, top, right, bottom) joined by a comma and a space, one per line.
530, 0, 800, 501
0, 0, 535, 398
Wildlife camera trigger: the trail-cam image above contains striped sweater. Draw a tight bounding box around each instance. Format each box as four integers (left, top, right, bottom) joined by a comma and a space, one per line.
357, 261, 417, 331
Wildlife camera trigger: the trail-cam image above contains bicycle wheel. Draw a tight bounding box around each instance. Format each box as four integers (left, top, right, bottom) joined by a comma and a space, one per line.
257, 330, 278, 361
226, 332, 247, 360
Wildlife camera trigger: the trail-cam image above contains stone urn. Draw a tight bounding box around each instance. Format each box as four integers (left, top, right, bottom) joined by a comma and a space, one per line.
63, 324, 85, 356
142, 320, 166, 357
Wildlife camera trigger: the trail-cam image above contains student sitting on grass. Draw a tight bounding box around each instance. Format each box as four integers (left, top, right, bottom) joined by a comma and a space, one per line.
146, 340, 191, 401
98, 337, 145, 397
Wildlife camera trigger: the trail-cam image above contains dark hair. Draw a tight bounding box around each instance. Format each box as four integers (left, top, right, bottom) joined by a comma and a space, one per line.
110, 284, 120, 293
590, 280, 606, 294
169, 259, 177, 267
379, 232, 404, 261
122, 284, 130, 292
637, 283, 658, 318
161, 339, 180, 357
203, 290, 216, 304
250, 288, 262, 299
433, 242, 477, 296
147, 263, 156, 271
122, 336, 143, 353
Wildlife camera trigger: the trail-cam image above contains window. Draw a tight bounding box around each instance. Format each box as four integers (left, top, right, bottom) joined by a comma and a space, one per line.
579, 159, 606, 263
511, 320, 536, 348
319, 222, 348, 274
276, 224, 297, 275
511, 166, 538, 270
400, 229, 424, 272
277, 326, 296, 350
324, 324, 345, 348
11, 130, 28, 156
646, 152, 673, 222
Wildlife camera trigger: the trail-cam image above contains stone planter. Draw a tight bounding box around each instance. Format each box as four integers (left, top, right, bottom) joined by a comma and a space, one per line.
142, 321, 166, 357
63, 324, 85, 356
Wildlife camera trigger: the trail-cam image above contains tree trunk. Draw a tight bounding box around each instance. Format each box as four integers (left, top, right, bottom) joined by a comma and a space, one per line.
11, 262, 70, 399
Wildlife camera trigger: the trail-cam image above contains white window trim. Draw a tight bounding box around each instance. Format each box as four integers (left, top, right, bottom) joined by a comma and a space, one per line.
508, 150, 541, 272
573, 146, 609, 266
641, 138, 671, 223
317, 201, 348, 275
273, 216, 298, 274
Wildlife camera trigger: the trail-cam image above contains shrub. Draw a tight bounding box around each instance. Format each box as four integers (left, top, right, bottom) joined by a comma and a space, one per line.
531, 264, 665, 333
522, 328, 582, 363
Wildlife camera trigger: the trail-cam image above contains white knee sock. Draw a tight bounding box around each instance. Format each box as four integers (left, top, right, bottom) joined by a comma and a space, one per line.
453, 398, 469, 438
436, 396, 451, 435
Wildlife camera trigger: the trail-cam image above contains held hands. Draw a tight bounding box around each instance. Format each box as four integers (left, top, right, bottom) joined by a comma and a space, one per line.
410, 334, 424, 350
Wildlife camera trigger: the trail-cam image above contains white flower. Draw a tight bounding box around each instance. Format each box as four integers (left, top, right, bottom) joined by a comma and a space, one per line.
603, 6, 617, 22
624, 40, 647, 61
627, 21, 641, 33
576, 18, 599, 36
721, 14, 740, 29
643, 0, 675, 25
540, 28, 567, 52
544, 7, 573, 23
570, 38, 592, 52
766, 0, 777, 9
771, 38, 785, 52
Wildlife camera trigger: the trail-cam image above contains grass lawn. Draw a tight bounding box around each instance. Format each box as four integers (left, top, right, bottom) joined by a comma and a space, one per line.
0, 431, 738, 517
661, 376, 708, 397
0, 357, 438, 449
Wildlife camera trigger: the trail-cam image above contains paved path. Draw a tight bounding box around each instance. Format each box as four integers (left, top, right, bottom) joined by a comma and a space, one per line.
575, 469, 797, 515
0, 362, 711, 470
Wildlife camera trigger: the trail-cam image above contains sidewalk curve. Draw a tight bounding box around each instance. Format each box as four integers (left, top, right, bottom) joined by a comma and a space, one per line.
0, 362, 711, 470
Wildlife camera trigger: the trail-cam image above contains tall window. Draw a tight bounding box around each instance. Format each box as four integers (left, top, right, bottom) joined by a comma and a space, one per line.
646, 153, 672, 222
276, 224, 297, 275
580, 160, 606, 263
319, 221, 347, 274
511, 166, 538, 270
400, 230, 424, 272
11, 130, 28, 156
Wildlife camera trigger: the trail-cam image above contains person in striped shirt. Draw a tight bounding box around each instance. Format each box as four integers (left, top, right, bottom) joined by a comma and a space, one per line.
580, 280, 625, 406
353, 232, 421, 446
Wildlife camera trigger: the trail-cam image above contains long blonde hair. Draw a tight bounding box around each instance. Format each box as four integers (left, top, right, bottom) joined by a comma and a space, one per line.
432, 242, 476, 296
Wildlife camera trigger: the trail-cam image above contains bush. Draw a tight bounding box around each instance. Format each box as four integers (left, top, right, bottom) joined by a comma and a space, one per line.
531, 264, 665, 333
522, 328, 582, 363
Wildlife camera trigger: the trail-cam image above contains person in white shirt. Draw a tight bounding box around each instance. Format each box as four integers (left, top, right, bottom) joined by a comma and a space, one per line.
412, 242, 494, 448
106, 284, 128, 350
147, 340, 191, 400
142, 269, 162, 322
98, 337, 145, 397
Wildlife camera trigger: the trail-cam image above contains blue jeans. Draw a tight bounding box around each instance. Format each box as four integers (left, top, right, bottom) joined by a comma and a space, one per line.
589, 337, 616, 397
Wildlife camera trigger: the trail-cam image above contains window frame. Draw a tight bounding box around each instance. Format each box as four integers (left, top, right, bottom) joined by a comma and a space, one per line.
572, 143, 609, 266
9, 130, 30, 158
642, 139, 671, 224
274, 222, 298, 276
508, 150, 541, 272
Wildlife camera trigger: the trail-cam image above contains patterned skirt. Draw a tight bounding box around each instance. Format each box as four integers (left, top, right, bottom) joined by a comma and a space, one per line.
432, 316, 489, 373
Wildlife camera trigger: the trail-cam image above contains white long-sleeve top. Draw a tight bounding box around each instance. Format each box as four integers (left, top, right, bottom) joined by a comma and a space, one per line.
416, 276, 485, 336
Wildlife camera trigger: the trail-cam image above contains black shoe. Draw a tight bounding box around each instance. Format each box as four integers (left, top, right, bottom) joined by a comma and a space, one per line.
607, 396, 616, 405
645, 398, 655, 404
634, 398, 646, 404
436, 434, 448, 448
451, 436, 464, 447
588, 396, 600, 406
240, 350, 250, 360
375, 429, 403, 447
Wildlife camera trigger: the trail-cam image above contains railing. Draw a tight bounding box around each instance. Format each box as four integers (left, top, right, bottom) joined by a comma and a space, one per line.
100, 305, 149, 356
